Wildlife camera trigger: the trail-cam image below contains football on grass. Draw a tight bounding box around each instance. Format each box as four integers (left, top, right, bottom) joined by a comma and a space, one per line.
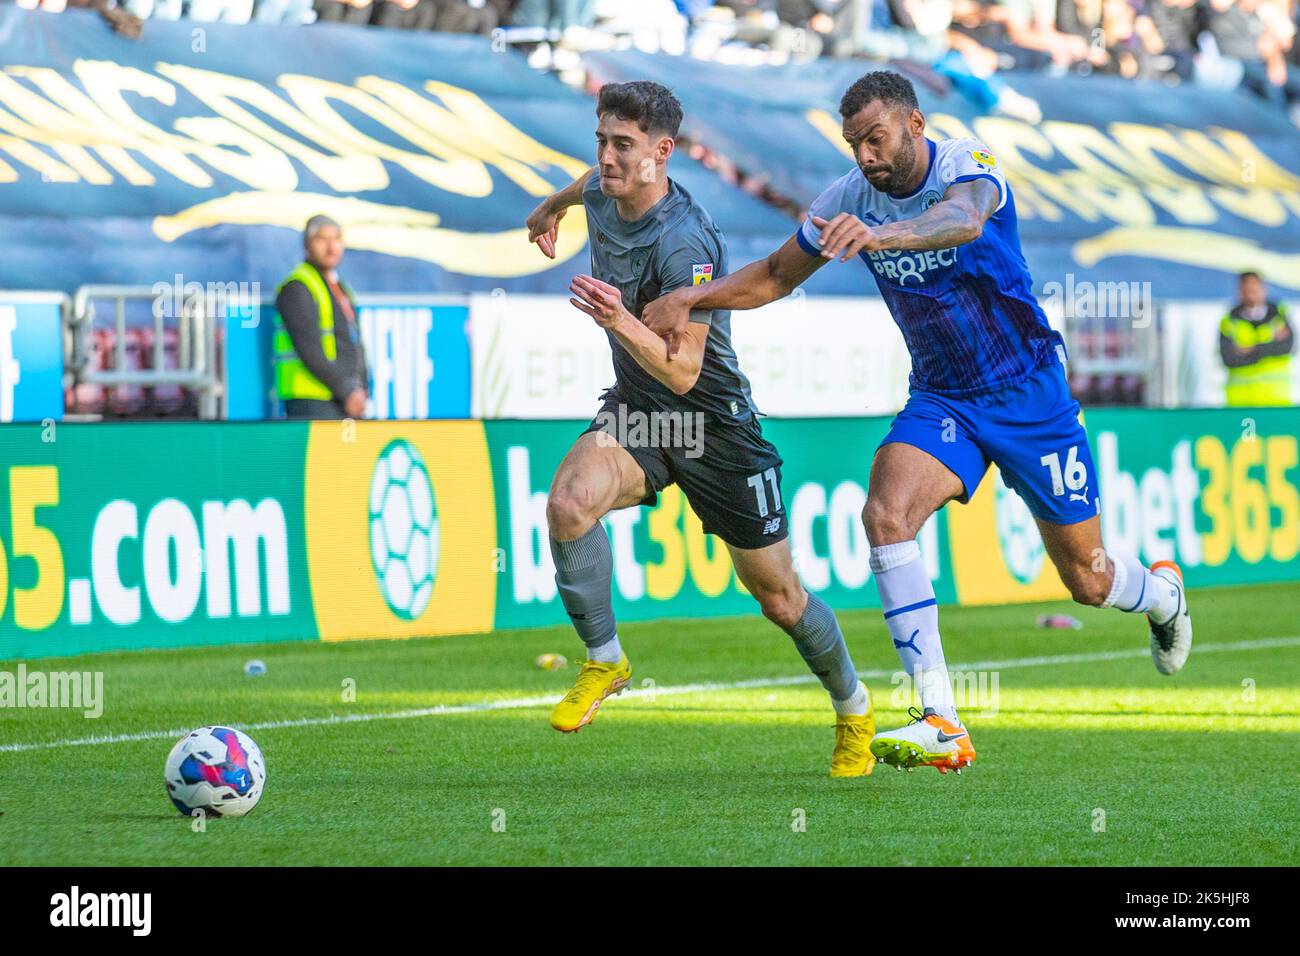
165, 726, 266, 818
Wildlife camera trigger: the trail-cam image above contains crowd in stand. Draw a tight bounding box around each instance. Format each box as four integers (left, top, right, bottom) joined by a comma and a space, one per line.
11, 0, 1300, 125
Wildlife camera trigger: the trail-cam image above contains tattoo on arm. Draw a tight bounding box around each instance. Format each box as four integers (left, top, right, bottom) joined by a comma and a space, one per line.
872, 179, 1001, 252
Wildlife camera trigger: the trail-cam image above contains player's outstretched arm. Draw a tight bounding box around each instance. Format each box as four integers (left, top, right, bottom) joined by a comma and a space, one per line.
642, 233, 825, 356
813, 179, 1000, 262
866, 178, 999, 255
526, 166, 596, 259
570, 274, 707, 394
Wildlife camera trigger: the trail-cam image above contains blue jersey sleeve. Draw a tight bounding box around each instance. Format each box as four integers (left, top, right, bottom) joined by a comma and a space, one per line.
797, 176, 853, 257
937, 139, 1007, 213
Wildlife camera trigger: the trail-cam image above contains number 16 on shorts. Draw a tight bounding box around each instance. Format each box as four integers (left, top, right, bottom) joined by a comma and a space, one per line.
1040, 445, 1089, 501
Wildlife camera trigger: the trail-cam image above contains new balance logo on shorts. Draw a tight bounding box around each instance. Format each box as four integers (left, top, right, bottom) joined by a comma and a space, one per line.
762, 517, 782, 535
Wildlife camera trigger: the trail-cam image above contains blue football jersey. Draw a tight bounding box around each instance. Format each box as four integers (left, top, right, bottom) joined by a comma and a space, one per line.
797, 138, 1065, 398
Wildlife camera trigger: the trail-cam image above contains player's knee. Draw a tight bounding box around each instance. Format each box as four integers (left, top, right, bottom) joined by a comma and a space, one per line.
1061, 564, 1109, 607
546, 486, 595, 540
862, 497, 911, 546
757, 586, 805, 631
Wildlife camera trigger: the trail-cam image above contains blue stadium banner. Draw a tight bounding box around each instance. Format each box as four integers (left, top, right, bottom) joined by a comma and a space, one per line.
225, 298, 472, 420
0, 8, 793, 297
585, 51, 1300, 299
0, 293, 65, 423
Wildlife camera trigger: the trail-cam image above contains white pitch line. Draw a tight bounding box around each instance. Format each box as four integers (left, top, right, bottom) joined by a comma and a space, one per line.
2, 635, 1297, 755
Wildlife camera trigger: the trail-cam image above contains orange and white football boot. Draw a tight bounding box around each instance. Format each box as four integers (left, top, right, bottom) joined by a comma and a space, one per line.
1148, 560, 1193, 675
870, 707, 976, 774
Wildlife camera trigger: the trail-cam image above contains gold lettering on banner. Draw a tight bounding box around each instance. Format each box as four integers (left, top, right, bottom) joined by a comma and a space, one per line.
0, 59, 595, 274
1105, 124, 1218, 224
415, 79, 588, 195
152, 190, 588, 276
277, 74, 494, 196
950, 117, 1062, 221
3, 67, 152, 185
1039, 121, 1209, 223
73, 61, 216, 188
73, 60, 293, 189
156, 63, 387, 192
11, 58, 1295, 285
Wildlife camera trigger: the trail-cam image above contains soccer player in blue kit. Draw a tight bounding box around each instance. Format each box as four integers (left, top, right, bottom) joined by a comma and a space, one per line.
644, 71, 1193, 774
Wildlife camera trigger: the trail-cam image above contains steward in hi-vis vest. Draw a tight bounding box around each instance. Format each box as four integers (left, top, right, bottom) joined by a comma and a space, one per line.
273, 215, 369, 420
1219, 272, 1293, 407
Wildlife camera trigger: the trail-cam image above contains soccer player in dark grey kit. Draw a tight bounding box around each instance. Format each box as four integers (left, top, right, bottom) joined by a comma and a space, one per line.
525, 81, 876, 777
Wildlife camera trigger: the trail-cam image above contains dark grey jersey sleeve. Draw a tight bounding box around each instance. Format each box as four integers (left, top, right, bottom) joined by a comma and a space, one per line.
656, 227, 724, 325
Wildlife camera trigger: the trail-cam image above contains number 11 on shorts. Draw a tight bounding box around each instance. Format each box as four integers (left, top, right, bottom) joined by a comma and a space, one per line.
747, 467, 782, 517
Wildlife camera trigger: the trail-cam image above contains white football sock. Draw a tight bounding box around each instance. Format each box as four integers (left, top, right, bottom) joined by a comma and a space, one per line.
871, 540, 958, 723
832, 680, 870, 718
1103, 552, 1180, 625
588, 634, 623, 664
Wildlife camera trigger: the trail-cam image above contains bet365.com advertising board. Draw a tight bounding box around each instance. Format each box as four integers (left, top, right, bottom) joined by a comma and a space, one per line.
0, 410, 1295, 659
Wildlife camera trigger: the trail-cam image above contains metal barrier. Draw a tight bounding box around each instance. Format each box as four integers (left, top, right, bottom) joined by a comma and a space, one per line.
1060, 300, 1163, 406
66, 285, 223, 419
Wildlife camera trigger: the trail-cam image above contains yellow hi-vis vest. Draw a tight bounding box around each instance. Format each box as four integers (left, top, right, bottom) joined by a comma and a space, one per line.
1221, 308, 1293, 406
273, 262, 355, 402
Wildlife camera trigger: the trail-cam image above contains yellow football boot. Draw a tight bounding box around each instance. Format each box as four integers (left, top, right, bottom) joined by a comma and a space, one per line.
829, 685, 876, 778
549, 655, 632, 733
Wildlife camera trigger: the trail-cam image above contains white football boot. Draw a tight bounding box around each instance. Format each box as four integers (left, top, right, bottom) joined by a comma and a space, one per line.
1148, 561, 1192, 676
870, 706, 976, 774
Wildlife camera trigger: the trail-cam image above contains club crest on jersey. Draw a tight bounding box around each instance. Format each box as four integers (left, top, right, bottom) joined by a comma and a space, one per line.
921, 189, 942, 210
970, 149, 997, 170
692, 263, 714, 285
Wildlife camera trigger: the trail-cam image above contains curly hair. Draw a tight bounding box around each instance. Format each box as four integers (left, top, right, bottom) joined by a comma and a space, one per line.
839, 71, 919, 119
596, 81, 684, 138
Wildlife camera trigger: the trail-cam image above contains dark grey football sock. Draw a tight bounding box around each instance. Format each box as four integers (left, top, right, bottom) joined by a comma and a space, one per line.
785, 591, 860, 702
550, 522, 618, 655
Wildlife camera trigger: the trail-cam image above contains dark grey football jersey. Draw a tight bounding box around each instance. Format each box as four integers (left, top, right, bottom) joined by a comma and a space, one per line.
583, 172, 757, 422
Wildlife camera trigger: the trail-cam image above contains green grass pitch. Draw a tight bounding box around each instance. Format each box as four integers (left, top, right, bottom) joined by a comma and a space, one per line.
2, 582, 1297, 866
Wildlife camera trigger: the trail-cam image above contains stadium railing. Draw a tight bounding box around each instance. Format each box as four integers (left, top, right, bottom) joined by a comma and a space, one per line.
66, 286, 224, 420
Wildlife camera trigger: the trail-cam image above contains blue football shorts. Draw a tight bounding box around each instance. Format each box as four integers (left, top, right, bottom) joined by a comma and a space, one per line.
879, 359, 1100, 525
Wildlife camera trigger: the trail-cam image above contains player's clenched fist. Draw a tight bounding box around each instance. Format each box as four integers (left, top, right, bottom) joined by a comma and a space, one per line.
811, 213, 880, 263
569, 274, 633, 330
642, 289, 693, 357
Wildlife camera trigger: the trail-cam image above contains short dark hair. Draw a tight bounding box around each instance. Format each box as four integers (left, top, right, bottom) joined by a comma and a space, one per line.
596, 81, 683, 139
839, 71, 919, 119
1239, 270, 1262, 282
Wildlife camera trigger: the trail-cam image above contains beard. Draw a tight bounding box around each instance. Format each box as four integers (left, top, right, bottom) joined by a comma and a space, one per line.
862, 135, 917, 196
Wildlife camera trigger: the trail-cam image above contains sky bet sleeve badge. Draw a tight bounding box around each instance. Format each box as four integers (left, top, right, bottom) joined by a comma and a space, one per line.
971, 149, 997, 169
692, 263, 714, 285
